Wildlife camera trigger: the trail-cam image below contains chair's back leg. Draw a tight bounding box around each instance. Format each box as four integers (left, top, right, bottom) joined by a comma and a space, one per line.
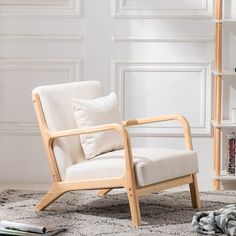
97, 189, 112, 196
189, 174, 201, 208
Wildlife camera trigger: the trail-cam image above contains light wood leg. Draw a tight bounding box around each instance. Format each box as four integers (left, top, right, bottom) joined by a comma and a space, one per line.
97, 189, 112, 196
33, 184, 65, 212
127, 188, 141, 226
189, 174, 201, 208
214, 180, 220, 190
214, 128, 221, 190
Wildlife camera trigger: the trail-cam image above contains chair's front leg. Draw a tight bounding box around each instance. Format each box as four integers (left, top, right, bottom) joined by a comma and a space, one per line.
189, 174, 201, 208
34, 183, 65, 212
126, 186, 141, 226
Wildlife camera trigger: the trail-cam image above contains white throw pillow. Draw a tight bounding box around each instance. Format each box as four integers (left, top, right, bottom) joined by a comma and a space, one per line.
72, 92, 123, 159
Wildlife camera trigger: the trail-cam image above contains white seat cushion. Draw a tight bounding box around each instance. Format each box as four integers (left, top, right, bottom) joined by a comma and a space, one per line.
65, 147, 198, 187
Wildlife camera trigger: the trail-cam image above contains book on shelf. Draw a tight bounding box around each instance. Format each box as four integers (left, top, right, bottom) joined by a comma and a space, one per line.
0, 220, 66, 236
224, 132, 236, 176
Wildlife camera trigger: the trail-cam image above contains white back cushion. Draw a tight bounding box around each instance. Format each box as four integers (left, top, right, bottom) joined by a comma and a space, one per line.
72, 93, 123, 159
32, 81, 103, 180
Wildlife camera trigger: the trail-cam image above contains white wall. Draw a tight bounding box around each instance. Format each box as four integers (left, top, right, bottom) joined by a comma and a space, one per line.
0, 0, 218, 190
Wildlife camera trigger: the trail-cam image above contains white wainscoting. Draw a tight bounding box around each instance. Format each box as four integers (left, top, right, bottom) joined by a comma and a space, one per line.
0, 0, 82, 16
223, 27, 236, 70
112, 61, 212, 136
0, 34, 83, 41
0, 0, 216, 189
0, 59, 82, 135
224, 0, 236, 18
112, 36, 214, 43
112, 0, 214, 18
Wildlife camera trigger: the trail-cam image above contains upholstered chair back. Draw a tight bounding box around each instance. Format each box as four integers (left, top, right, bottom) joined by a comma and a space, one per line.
32, 81, 103, 180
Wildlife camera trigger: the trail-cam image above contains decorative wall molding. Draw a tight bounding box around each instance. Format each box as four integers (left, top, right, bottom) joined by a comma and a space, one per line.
0, 34, 84, 41
112, 60, 212, 136
223, 0, 236, 19
112, 36, 214, 43
0, 59, 83, 135
0, 0, 82, 17
0, 123, 39, 136
112, 0, 213, 19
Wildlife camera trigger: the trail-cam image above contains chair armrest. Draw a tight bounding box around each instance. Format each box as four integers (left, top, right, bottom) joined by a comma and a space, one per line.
48, 123, 125, 139
47, 123, 135, 181
48, 123, 130, 163
122, 114, 193, 150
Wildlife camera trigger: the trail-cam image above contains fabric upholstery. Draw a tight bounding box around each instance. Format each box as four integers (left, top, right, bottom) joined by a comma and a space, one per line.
72, 93, 123, 159
32, 81, 103, 180
65, 147, 198, 187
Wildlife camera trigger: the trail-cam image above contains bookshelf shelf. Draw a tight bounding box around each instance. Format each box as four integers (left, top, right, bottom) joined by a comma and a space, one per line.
212, 70, 236, 76
211, 120, 236, 128
214, 176, 236, 181
215, 19, 236, 23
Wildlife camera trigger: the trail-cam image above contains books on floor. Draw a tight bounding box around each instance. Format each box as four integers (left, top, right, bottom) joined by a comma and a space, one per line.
0, 220, 66, 236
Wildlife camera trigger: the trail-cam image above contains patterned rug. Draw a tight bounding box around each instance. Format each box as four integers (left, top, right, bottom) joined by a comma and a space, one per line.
0, 189, 235, 235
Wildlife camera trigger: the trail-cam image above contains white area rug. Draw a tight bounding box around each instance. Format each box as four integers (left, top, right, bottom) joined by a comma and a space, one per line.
0, 189, 235, 235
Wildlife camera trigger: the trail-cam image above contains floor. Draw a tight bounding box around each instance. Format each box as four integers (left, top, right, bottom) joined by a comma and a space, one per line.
0, 184, 197, 192
0, 181, 232, 192
0, 184, 50, 191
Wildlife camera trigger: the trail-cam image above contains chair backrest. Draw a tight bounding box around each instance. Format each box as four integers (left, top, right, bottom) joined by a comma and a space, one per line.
32, 81, 103, 180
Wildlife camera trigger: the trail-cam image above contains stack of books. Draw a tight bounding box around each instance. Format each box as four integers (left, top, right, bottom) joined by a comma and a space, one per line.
224, 132, 236, 176
0, 220, 66, 235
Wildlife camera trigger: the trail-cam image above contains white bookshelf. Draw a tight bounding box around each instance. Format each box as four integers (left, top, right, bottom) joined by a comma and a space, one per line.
213, 0, 236, 190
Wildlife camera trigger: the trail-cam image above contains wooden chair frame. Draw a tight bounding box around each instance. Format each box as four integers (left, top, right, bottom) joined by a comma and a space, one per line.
32, 94, 201, 226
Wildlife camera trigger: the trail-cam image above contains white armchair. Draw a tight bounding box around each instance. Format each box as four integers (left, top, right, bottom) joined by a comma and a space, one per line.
32, 80, 200, 226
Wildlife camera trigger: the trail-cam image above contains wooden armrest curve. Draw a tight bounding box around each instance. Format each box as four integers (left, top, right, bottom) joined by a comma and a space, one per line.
123, 114, 187, 126
48, 123, 126, 139
123, 114, 193, 150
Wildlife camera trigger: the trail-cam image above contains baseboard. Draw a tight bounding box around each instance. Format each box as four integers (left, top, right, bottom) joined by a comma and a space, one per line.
0, 184, 51, 191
